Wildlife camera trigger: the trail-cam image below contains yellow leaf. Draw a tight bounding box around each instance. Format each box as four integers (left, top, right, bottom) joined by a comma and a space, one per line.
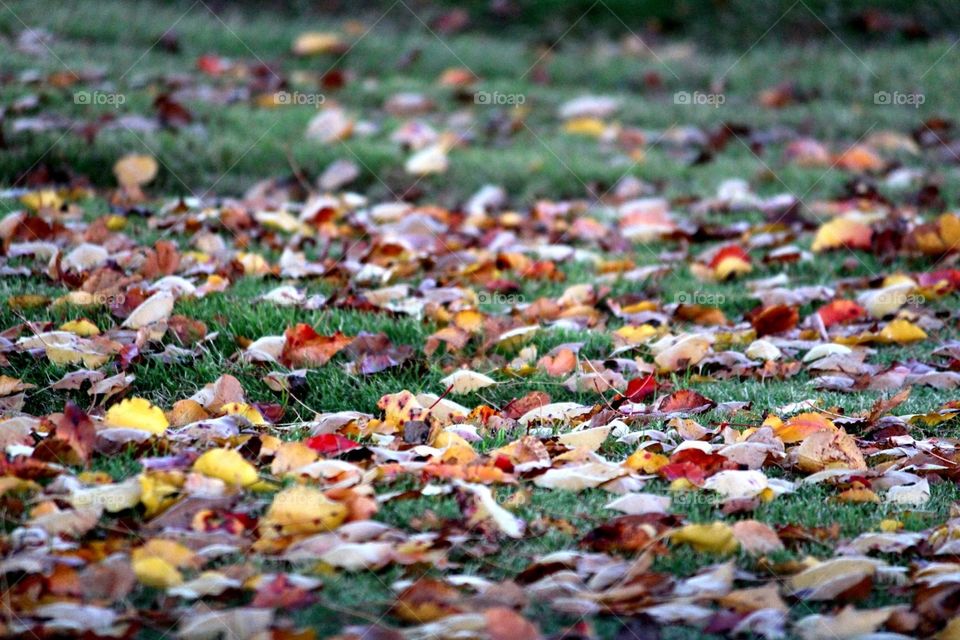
939, 618, 960, 640
219, 402, 266, 425
441, 443, 478, 464
113, 154, 158, 187
837, 487, 880, 503
671, 523, 739, 554
878, 318, 927, 344
880, 519, 902, 532
378, 390, 425, 426
261, 486, 347, 538
132, 539, 198, 568
613, 324, 658, 345
138, 472, 181, 517
625, 449, 669, 473
940, 213, 960, 251
192, 449, 259, 487
882, 273, 917, 288
132, 557, 183, 588
292, 31, 343, 56
270, 442, 318, 476
105, 214, 126, 231
104, 397, 169, 434
0, 477, 40, 495
59, 319, 100, 336
452, 309, 485, 333
620, 300, 658, 314
563, 117, 607, 137
236, 252, 270, 276
9, 294, 49, 310
21, 189, 62, 210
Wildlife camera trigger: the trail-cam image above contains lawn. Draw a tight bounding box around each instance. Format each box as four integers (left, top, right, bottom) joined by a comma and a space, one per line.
2, 1, 960, 639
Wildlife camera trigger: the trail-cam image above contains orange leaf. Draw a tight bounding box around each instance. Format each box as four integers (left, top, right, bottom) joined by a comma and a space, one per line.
537, 348, 577, 376
775, 412, 836, 444
280, 324, 353, 368
833, 144, 884, 172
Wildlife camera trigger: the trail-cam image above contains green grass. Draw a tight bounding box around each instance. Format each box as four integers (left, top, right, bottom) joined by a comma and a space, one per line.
3, 1, 960, 638
3, 0, 960, 201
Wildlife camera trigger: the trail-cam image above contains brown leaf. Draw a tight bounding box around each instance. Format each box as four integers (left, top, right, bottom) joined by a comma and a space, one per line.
795, 428, 867, 473
748, 304, 799, 336
33, 403, 96, 466
391, 578, 464, 623
866, 387, 912, 423
485, 608, 541, 640
656, 389, 716, 414
501, 391, 551, 420
731, 520, 784, 554
581, 514, 671, 553
141, 240, 180, 278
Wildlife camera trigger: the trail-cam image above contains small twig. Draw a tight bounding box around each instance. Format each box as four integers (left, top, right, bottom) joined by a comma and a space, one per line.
428, 384, 455, 410
284, 143, 313, 194
803, 401, 846, 419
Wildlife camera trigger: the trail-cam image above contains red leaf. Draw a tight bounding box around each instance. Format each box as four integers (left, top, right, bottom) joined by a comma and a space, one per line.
196, 54, 228, 76
660, 461, 707, 486
708, 245, 751, 270
304, 433, 360, 455
251, 574, 316, 609
661, 449, 731, 486
622, 375, 657, 402
917, 269, 960, 290
817, 300, 866, 327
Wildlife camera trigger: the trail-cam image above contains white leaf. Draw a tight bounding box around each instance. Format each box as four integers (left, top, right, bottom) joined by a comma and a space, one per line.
533, 462, 625, 491
62, 243, 109, 272
604, 492, 671, 515
439, 369, 497, 395
517, 401, 591, 427
454, 480, 524, 538
405, 144, 448, 175
123, 291, 175, 329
